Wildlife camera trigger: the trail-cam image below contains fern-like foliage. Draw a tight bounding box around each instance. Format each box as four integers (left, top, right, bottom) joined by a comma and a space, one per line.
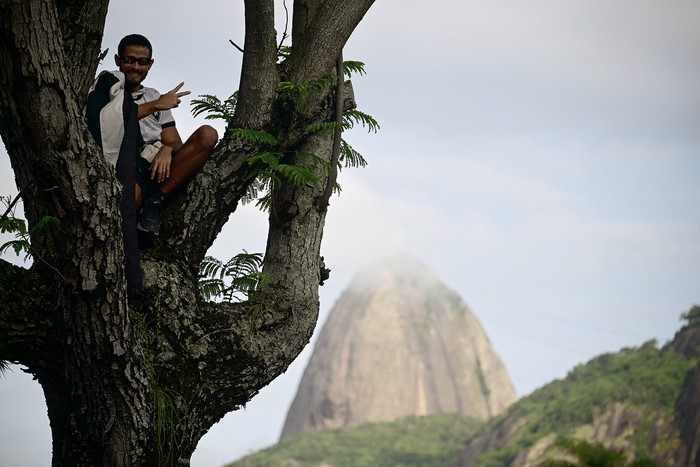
343, 60, 367, 77
307, 109, 379, 136
343, 109, 380, 133
191, 92, 238, 123
275, 163, 320, 187
306, 107, 374, 172
277, 81, 310, 105
339, 140, 367, 169
228, 128, 278, 146
306, 120, 342, 136
278, 73, 336, 106
188, 52, 377, 212
1, 196, 60, 260
244, 151, 327, 211
198, 251, 271, 303
0, 216, 30, 258
247, 151, 283, 169
296, 151, 332, 173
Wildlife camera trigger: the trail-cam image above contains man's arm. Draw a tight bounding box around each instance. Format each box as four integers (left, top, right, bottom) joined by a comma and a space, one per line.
148, 127, 184, 183
161, 126, 184, 153
138, 82, 190, 120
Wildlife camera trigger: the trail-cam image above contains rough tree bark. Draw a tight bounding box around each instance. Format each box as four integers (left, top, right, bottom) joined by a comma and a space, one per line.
0, 0, 375, 465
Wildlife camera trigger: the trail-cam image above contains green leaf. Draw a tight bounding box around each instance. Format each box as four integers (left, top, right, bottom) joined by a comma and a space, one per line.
229, 128, 278, 145
339, 140, 368, 169
344, 109, 380, 133
277, 45, 293, 60
278, 81, 309, 105
0, 239, 30, 257
307, 121, 343, 135
242, 178, 270, 206
248, 151, 282, 168
255, 195, 273, 212
0, 217, 27, 235
296, 151, 331, 172
343, 60, 367, 77
275, 164, 319, 187
190, 92, 238, 122
198, 251, 268, 302
30, 216, 60, 238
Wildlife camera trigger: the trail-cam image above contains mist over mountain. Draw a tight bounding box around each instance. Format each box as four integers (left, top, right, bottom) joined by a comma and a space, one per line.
280, 256, 516, 438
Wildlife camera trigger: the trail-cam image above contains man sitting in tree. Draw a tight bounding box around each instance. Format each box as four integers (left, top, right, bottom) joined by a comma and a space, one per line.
115, 33, 218, 234
89, 33, 218, 235
87, 33, 218, 287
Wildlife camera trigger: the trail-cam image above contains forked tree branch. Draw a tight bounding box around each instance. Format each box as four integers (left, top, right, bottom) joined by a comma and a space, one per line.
55, 0, 110, 100
234, 0, 280, 129
286, 0, 375, 83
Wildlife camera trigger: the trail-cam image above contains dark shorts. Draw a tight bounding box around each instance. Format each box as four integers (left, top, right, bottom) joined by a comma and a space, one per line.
135, 157, 160, 201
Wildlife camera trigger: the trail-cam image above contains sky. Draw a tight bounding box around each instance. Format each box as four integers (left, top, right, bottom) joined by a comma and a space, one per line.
1, 1, 699, 466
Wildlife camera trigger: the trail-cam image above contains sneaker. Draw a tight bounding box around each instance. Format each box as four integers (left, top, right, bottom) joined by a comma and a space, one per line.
138, 196, 165, 235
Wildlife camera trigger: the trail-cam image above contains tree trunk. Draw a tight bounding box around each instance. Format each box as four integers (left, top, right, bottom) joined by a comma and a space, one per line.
0, 0, 375, 465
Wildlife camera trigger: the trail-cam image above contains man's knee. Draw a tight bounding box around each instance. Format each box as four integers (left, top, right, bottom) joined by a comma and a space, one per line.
195, 125, 218, 149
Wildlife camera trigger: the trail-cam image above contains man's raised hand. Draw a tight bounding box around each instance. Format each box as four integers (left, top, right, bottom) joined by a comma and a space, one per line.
158, 82, 191, 110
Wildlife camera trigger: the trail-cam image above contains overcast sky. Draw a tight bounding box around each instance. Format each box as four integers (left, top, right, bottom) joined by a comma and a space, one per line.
1, 1, 699, 466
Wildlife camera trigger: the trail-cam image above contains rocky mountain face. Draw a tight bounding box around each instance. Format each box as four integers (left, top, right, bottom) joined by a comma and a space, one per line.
280, 257, 516, 438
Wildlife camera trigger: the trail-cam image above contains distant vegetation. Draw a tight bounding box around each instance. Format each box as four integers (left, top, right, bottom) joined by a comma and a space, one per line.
538, 437, 658, 467
514, 339, 690, 428
227, 311, 698, 467
473, 336, 694, 466
228, 413, 483, 467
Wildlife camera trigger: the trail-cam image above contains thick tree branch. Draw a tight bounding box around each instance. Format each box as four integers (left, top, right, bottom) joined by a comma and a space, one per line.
286, 0, 375, 83
233, 0, 280, 129
155, 141, 262, 265
55, 0, 110, 102
160, 0, 283, 263
292, 0, 324, 46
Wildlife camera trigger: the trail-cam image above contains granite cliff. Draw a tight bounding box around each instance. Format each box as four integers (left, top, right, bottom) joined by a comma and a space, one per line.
280, 257, 516, 438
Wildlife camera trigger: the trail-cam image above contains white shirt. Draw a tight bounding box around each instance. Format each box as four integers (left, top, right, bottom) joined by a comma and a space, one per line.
131, 86, 176, 145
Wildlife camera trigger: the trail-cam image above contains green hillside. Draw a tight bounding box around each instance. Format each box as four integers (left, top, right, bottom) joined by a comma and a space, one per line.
470, 338, 694, 466
228, 413, 483, 467
227, 311, 699, 467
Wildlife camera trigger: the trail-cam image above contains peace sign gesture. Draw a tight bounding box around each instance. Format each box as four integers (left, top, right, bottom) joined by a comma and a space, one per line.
157, 82, 191, 110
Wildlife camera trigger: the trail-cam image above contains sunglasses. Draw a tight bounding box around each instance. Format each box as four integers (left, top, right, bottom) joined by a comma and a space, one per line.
120, 55, 151, 66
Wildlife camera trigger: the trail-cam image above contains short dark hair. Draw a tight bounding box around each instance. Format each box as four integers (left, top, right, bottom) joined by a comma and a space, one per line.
118, 34, 152, 58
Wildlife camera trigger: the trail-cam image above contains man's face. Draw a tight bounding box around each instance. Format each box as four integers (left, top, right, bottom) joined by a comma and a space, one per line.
115, 45, 153, 89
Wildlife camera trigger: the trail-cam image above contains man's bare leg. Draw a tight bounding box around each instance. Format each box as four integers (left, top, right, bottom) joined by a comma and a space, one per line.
160, 125, 218, 195
139, 125, 218, 233
136, 184, 144, 210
